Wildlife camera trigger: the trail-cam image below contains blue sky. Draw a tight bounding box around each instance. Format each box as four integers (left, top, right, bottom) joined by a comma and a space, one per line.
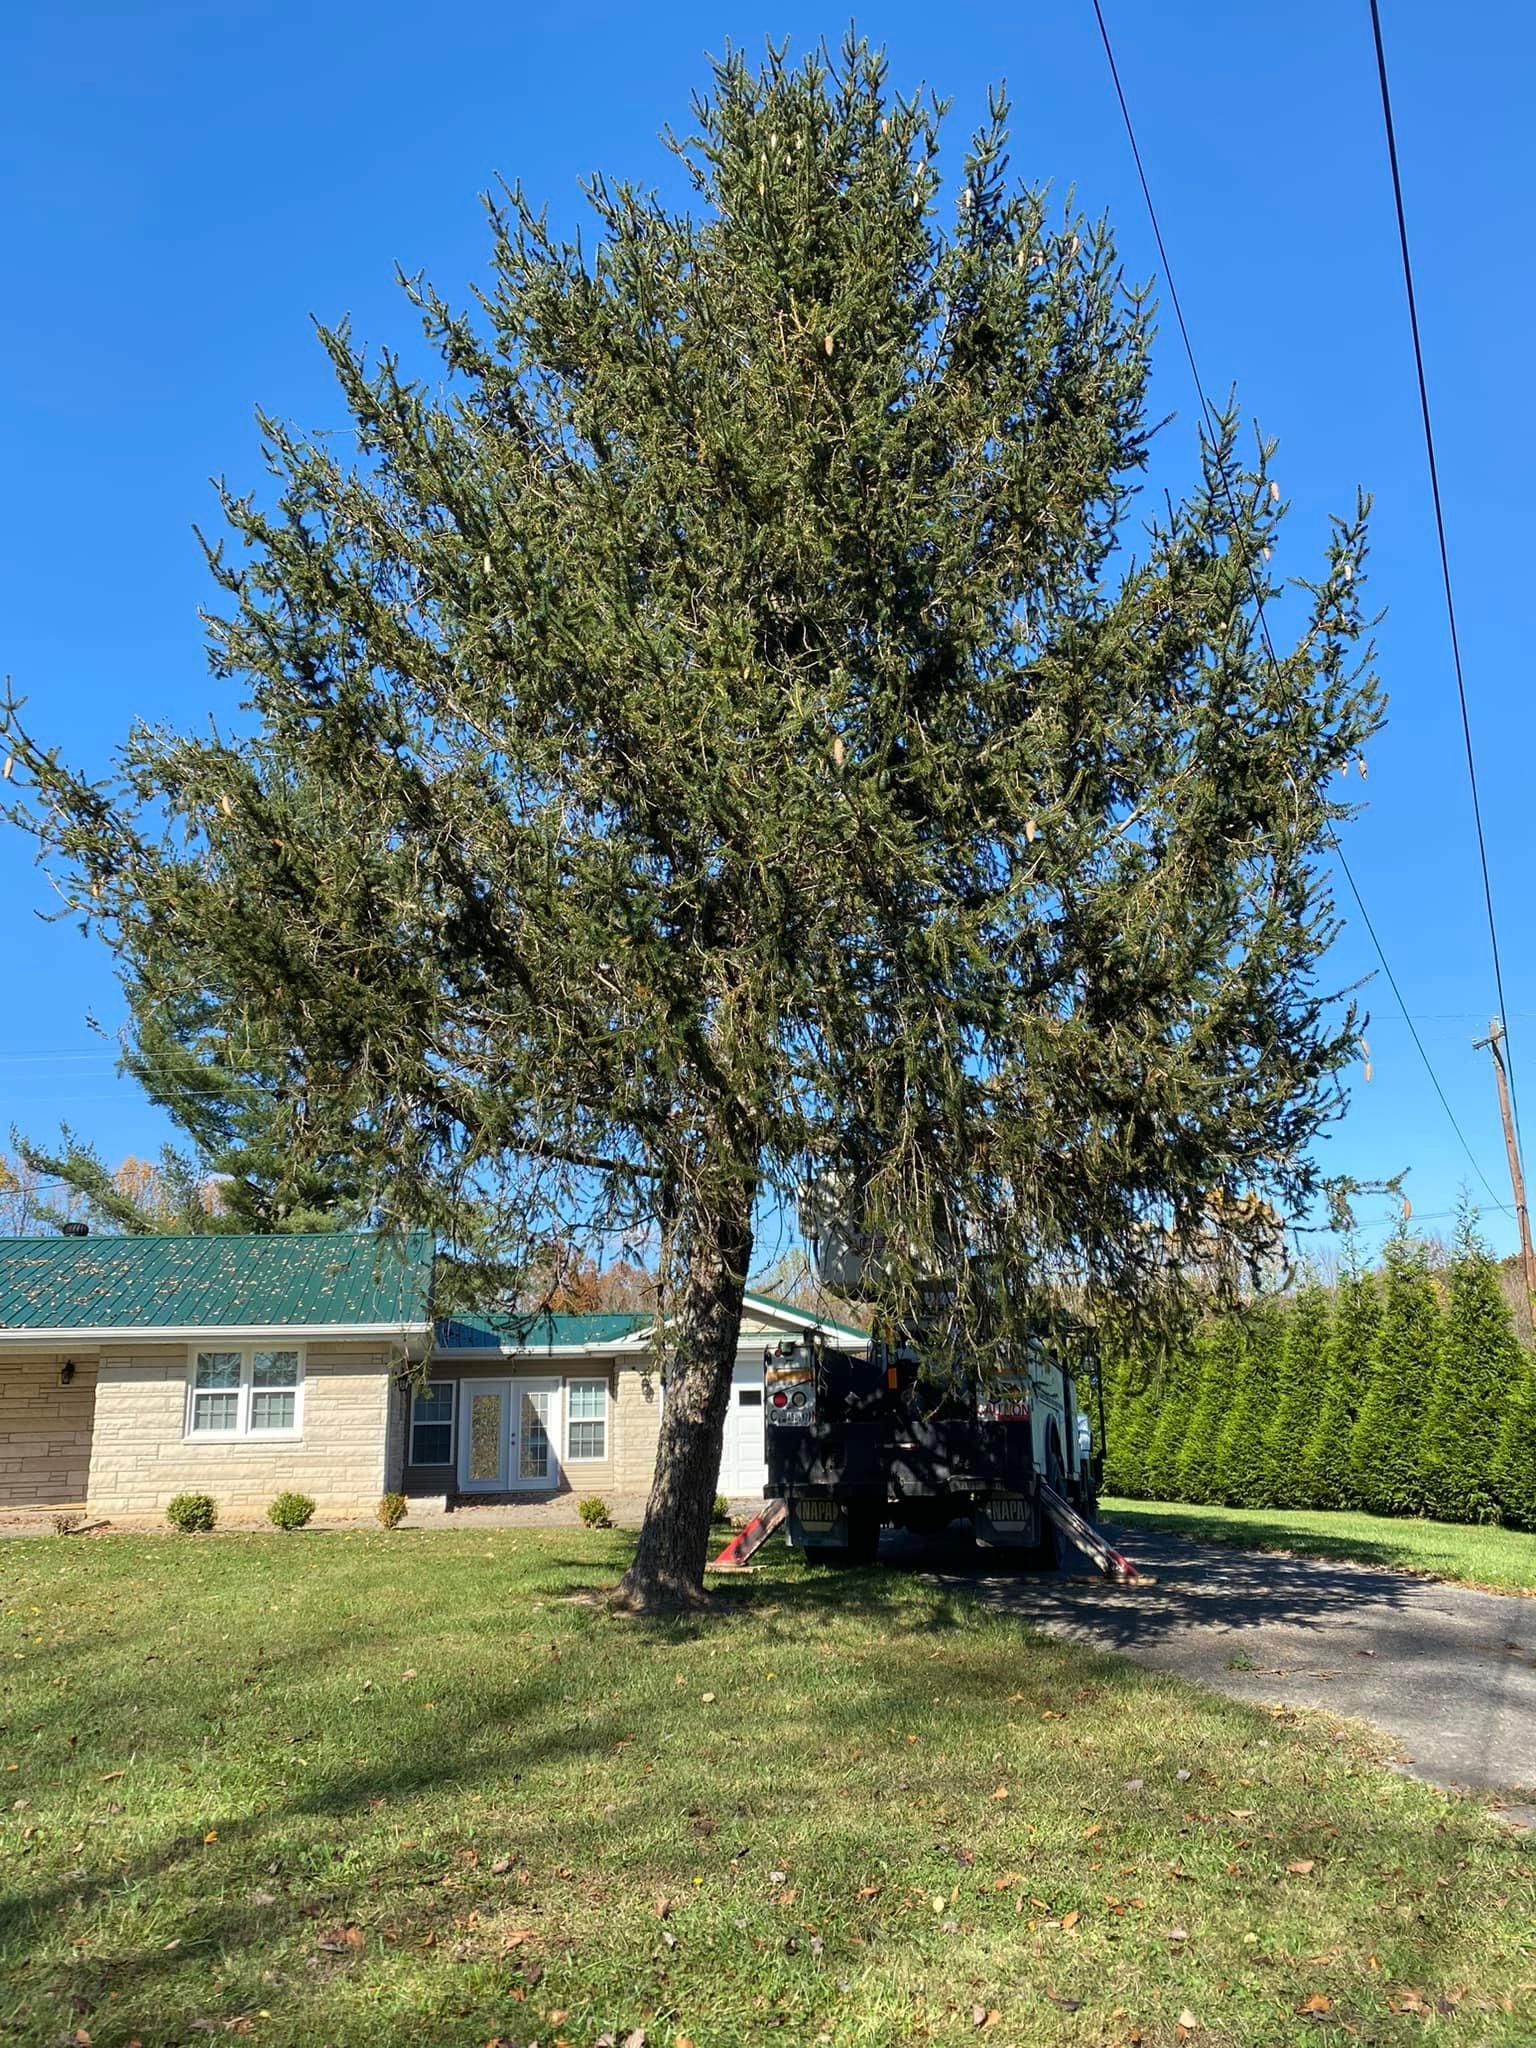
2, 0, 1530, 1260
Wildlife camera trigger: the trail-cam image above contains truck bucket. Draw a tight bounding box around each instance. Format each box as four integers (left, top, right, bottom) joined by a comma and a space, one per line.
710, 1497, 788, 1571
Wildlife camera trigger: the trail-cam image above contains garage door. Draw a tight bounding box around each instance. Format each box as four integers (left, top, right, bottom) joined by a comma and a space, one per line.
716, 1360, 767, 1498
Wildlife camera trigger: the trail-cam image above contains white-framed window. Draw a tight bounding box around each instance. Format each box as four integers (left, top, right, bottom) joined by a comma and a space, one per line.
410, 1380, 456, 1466
565, 1377, 608, 1461
186, 1347, 303, 1439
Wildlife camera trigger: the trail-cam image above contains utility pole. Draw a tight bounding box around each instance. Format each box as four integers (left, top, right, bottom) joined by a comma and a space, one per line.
1473, 1017, 1536, 1321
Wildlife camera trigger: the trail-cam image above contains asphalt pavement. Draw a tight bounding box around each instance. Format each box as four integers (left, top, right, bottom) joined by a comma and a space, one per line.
918, 1522, 1536, 1822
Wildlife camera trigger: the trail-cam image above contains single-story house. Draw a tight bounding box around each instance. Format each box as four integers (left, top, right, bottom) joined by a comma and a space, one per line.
0, 1230, 867, 1518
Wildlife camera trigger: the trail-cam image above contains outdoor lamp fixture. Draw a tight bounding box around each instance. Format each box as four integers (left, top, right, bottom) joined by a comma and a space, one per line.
60, 1360, 76, 1385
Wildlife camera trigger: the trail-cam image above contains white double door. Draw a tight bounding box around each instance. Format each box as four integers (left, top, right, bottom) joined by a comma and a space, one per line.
457, 1378, 560, 1493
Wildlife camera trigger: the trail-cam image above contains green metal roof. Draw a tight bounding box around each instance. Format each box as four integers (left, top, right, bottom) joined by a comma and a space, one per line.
0, 1231, 435, 1332
436, 1308, 651, 1352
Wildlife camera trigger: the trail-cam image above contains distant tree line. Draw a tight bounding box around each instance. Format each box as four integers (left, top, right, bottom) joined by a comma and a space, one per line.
1101, 1213, 1536, 1531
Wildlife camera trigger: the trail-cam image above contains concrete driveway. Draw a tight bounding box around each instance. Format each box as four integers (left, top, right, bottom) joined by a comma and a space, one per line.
925, 1523, 1536, 1821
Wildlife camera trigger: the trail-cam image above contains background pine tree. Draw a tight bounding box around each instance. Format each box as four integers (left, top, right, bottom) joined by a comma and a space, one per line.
1350, 1232, 1440, 1515
1265, 1284, 1329, 1507
1214, 1300, 1286, 1505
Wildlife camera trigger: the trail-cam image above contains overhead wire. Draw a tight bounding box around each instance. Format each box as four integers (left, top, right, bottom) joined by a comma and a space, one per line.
1087, 0, 1510, 1220
1365, 0, 1526, 1160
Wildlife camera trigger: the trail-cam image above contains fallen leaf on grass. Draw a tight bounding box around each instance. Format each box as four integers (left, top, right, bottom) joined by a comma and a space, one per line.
1044, 1989, 1082, 2012
1176, 2010, 1201, 2039
1286, 1860, 1316, 1876
316, 1924, 364, 1954
971, 2006, 1000, 2029
501, 1929, 537, 1948
992, 1785, 1010, 1802
1299, 1994, 1332, 2014
1081, 1823, 1102, 1840
1060, 1909, 1080, 1930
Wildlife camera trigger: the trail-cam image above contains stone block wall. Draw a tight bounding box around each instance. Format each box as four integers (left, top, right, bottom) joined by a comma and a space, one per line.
0, 1353, 98, 1507
85, 1342, 394, 1516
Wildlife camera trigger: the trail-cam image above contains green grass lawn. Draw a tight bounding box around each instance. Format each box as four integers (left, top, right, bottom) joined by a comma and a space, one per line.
1103, 1499, 1536, 1595
3, 1531, 1533, 2048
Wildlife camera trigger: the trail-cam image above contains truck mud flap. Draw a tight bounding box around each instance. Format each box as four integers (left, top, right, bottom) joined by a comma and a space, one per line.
786, 1497, 849, 1549
974, 1492, 1041, 1548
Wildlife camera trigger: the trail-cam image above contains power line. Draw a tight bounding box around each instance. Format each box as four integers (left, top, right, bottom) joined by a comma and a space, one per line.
1087, 0, 1509, 1219
1365, 0, 1526, 1159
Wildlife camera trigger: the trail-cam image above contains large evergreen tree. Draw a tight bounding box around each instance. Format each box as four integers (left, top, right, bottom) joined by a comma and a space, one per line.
1, 42, 1382, 1606
1350, 1231, 1440, 1516
1420, 1208, 1522, 1524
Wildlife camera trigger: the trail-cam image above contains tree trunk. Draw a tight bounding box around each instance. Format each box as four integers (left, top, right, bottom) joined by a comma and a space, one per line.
617, 1172, 756, 1612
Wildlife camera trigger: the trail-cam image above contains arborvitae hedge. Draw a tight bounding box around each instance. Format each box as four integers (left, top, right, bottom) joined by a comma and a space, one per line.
1101, 1219, 1536, 1529
1350, 1233, 1439, 1516
1175, 1316, 1238, 1505
1215, 1301, 1284, 1507
1420, 1213, 1522, 1523
1297, 1259, 1376, 1509
1267, 1285, 1329, 1508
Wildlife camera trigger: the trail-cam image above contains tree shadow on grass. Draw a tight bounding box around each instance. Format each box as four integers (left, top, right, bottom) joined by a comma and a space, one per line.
6, 1542, 1522, 2048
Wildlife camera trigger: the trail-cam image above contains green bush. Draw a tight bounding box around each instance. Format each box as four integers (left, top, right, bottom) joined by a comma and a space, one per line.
578, 1495, 612, 1528
267, 1490, 316, 1532
712, 1493, 732, 1524
376, 1492, 408, 1530
165, 1492, 217, 1534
